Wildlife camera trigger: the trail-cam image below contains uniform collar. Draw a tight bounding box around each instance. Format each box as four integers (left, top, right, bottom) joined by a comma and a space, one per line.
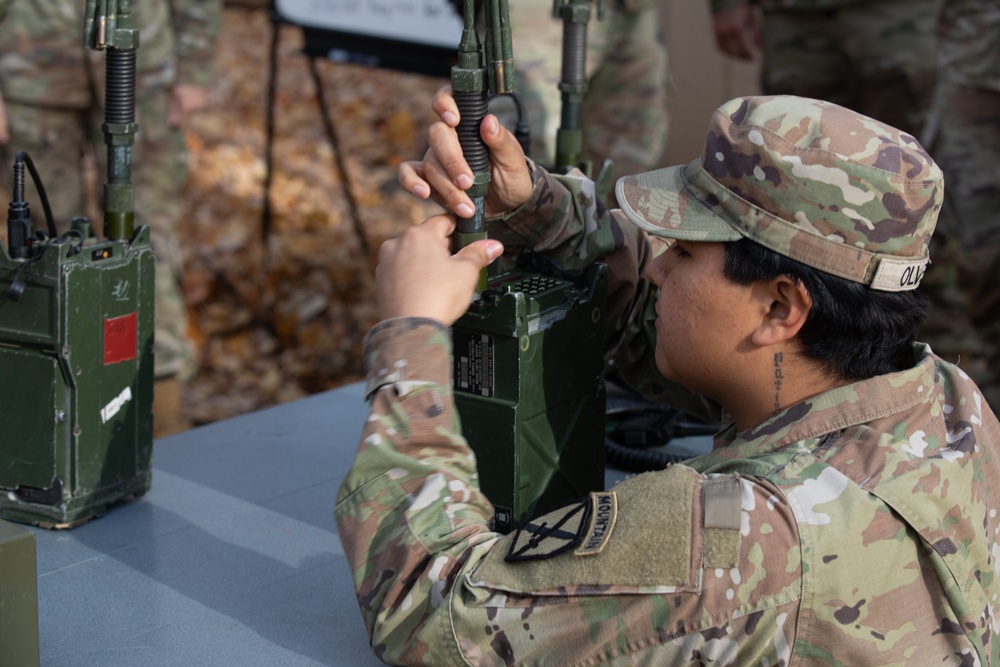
703, 343, 936, 464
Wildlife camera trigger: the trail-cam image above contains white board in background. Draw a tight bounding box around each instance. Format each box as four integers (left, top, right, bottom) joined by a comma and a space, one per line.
273, 0, 464, 49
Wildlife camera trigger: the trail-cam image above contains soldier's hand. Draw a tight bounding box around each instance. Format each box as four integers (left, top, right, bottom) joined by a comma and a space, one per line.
0, 91, 8, 144
398, 85, 534, 219
712, 3, 761, 61
376, 214, 504, 326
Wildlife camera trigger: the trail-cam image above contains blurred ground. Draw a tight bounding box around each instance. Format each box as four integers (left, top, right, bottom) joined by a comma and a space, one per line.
177, 4, 446, 425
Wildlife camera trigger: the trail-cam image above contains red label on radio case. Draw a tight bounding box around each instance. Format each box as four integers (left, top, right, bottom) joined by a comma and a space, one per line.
104, 312, 137, 365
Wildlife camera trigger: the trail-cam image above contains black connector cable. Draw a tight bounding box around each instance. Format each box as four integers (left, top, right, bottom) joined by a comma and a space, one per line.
515, 247, 585, 284
603, 372, 719, 472
6, 151, 57, 260
3, 252, 43, 303
4, 150, 81, 302
489, 91, 531, 158
15, 151, 57, 238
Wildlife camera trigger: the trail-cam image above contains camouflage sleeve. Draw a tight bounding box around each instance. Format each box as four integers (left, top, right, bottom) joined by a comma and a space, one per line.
167, 0, 221, 87
335, 318, 502, 665
488, 162, 723, 421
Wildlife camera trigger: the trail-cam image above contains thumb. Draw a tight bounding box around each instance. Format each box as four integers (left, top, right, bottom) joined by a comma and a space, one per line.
454, 238, 504, 271
480, 115, 525, 171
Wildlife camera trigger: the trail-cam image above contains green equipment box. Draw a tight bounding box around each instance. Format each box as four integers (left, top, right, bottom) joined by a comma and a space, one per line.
453, 263, 607, 533
0, 228, 155, 528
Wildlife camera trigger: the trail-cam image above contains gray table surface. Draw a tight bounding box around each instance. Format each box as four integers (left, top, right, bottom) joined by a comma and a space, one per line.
27, 382, 711, 666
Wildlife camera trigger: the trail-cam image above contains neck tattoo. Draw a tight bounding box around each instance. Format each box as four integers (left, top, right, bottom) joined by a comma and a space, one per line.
773, 352, 784, 413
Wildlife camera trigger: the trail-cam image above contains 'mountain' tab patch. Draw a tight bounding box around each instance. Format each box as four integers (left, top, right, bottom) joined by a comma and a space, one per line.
575, 492, 618, 557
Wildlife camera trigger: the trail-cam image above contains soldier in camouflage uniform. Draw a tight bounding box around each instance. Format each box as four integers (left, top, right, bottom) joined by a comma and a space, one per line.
919, 0, 1000, 412
710, 0, 940, 140
507, 0, 670, 184
0, 0, 221, 434
335, 94, 1000, 665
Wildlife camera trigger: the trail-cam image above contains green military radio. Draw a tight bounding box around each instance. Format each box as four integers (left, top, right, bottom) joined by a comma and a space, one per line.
0, 0, 154, 528
453, 263, 607, 534
450, 0, 608, 534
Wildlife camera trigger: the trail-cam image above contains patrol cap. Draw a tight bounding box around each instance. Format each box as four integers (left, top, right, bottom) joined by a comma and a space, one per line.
615, 95, 943, 291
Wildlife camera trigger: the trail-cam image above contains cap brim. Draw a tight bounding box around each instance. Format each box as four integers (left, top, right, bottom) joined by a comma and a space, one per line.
615, 161, 743, 242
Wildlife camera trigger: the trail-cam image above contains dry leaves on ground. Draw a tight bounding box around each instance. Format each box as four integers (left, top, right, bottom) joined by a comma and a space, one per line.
179, 5, 447, 424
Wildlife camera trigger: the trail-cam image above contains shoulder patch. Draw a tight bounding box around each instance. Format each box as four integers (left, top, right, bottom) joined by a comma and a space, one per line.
505, 497, 591, 562
505, 493, 620, 562
471, 466, 703, 596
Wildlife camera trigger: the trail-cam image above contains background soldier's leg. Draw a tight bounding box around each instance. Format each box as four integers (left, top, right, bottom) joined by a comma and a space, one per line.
506, 0, 567, 169
930, 84, 1000, 411
760, 10, 851, 108
838, 0, 939, 139
133, 89, 197, 434
507, 0, 618, 171
581, 3, 670, 191
0, 103, 91, 229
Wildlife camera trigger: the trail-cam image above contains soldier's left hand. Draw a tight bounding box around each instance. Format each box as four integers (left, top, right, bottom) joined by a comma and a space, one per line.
398, 86, 534, 219
376, 214, 504, 325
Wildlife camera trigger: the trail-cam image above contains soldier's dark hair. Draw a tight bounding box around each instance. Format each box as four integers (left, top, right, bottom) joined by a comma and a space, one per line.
722, 238, 928, 381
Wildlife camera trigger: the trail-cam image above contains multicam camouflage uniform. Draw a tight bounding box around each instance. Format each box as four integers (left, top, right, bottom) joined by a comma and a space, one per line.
0, 0, 221, 380
710, 0, 940, 139
506, 0, 669, 185
337, 97, 1000, 664
920, 0, 1000, 412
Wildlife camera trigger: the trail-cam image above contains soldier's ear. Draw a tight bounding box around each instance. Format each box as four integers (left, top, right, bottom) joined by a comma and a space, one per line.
750, 275, 811, 348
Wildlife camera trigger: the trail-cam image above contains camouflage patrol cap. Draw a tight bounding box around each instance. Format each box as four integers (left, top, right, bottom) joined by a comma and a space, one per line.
615, 95, 943, 291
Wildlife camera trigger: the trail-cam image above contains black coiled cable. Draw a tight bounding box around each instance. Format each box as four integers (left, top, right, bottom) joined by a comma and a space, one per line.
561, 21, 587, 86
10, 151, 56, 239
454, 90, 491, 174
105, 48, 136, 125
603, 374, 719, 473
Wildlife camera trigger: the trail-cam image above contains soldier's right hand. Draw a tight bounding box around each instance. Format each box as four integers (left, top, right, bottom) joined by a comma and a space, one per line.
376, 214, 504, 326
397, 86, 534, 219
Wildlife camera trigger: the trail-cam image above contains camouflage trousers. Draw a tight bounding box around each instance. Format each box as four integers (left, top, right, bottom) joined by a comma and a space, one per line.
0, 90, 196, 381
920, 82, 1000, 411
505, 0, 670, 192
761, 0, 940, 139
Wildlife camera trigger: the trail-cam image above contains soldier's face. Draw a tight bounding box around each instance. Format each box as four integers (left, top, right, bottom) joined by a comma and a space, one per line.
643, 240, 758, 402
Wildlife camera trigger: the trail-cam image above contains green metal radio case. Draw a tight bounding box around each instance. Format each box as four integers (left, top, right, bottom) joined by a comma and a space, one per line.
0, 227, 155, 528
453, 262, 607, 533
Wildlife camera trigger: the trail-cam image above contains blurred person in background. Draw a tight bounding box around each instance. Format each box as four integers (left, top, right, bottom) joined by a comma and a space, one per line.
708, 0, 939, 139
919, 0, 1000, 411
